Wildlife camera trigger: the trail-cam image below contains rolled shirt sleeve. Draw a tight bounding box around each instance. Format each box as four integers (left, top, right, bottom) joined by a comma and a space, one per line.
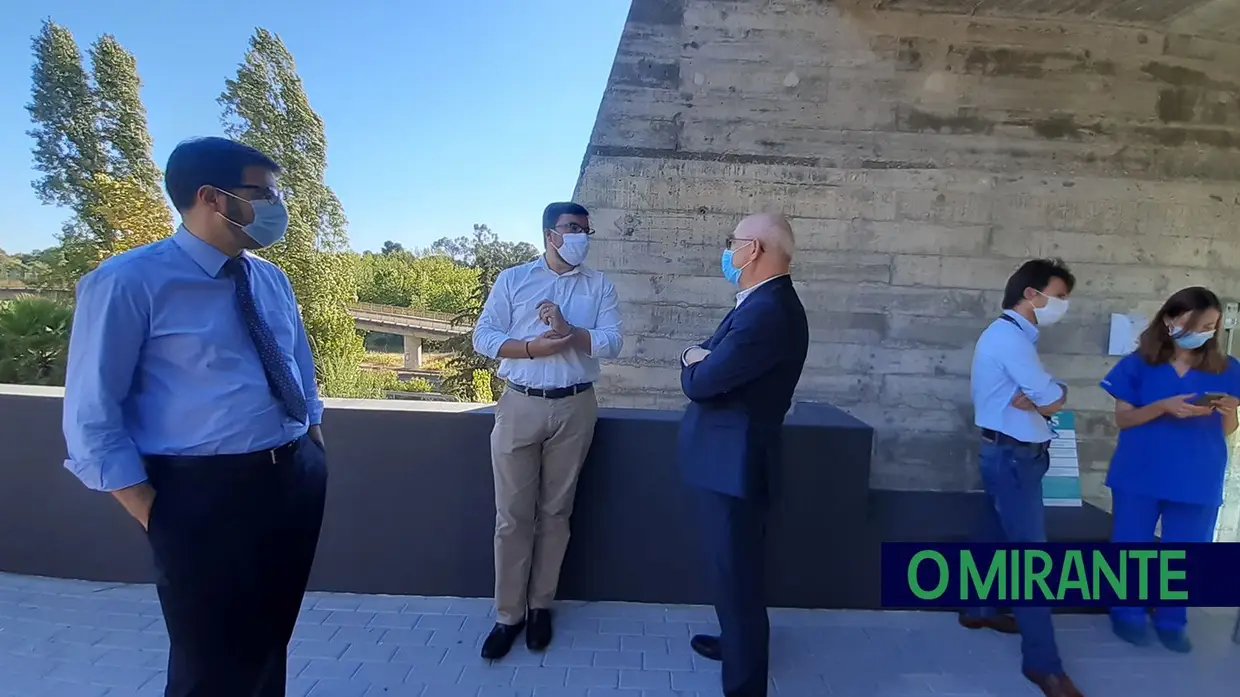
1001, 336, 1064, 407
62, 266, 150, 492
472, 270, 514, 359
586, 276, 623, 360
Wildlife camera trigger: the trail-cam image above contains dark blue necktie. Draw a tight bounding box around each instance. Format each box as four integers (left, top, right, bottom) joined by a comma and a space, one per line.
224, 256, 308, 424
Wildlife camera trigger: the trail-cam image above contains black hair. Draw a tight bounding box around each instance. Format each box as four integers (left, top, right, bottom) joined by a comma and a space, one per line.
1001, 258, 1076, 310
542, 202, 589, 231
164, 137, 281, 212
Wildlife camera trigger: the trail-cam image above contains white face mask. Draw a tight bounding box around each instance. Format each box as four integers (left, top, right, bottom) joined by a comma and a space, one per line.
554, 232, 590, 267
1033, 292, 1069, 326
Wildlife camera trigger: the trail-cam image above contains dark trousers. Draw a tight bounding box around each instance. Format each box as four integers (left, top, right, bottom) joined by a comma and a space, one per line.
963, 440, 1062, 675
697, 488, 770, 697
145, 434, 328, 697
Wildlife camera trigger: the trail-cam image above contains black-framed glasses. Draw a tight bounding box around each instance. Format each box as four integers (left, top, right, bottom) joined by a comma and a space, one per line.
726, 236, 755, 250
552, 223, 594, 236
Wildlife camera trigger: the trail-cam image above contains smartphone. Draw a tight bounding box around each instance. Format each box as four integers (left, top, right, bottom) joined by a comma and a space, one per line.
1192, 392, 1228, 406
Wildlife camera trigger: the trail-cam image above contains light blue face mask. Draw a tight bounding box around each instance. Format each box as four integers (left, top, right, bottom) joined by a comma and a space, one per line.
217, 188, 290, 248
720, 241, 754, 286
1172, 328, 1213, 350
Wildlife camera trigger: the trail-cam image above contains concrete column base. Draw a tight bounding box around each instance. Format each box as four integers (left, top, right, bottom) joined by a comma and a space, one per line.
403, 335, 423, 369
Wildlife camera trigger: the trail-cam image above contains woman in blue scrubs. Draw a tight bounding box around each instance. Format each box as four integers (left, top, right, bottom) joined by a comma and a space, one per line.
1100, 286, 1239, 652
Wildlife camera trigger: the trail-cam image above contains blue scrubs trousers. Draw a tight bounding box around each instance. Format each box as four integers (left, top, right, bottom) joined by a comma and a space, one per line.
1109, 491, 1219, 631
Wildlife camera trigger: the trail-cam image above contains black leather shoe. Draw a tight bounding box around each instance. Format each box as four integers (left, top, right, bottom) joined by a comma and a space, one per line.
689, 634, 722, 661
480, 620, 525, 660
526, 609, 553, 651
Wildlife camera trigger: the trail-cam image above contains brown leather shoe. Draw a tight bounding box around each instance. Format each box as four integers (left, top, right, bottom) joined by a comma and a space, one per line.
1022, 670, 1084, 697
958, 612, 1019, 634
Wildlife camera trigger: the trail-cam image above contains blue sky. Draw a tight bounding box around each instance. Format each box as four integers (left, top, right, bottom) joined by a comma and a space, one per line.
0, 1, 630, 254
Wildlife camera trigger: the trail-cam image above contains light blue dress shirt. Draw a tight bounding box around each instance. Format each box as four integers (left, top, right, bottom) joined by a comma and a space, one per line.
969, 310, 1064, 444
63, 226, 324, 492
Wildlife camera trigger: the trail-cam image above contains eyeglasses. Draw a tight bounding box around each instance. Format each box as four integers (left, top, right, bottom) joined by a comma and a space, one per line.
552, 223, 594, 236
726, 236, 755, 250
233, 185, 284, 204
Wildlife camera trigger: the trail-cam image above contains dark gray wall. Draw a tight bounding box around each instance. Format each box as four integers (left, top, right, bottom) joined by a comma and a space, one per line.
0, 389, 1112, 610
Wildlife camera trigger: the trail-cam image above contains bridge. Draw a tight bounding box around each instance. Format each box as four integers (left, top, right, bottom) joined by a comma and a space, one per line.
3, 281, 466, 369
346, 302, 469, 368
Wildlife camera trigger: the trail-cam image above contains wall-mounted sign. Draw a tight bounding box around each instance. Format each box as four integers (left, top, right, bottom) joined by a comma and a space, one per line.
1108, 313, 1146, 357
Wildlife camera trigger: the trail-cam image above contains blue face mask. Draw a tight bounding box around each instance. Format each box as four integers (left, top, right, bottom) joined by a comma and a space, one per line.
720, 241, 754, 286
1172, 328, 1213, 350
217, 188, 290, 248
720, 250, 742, 285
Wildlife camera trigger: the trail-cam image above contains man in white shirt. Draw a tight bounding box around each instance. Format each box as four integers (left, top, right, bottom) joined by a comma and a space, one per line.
965, 258, 1083, 697
471, 202, 623, 660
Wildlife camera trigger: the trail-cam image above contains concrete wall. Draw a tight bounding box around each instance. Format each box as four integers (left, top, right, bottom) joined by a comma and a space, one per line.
576, 0, 1240, 506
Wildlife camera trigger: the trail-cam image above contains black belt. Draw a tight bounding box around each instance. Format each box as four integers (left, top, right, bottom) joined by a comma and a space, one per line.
507, 381, 593, 399
980, 429, 1049, 453
144, 437, 301, 468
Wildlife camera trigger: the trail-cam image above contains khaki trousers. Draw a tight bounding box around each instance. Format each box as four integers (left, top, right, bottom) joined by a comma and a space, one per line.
490, 388, 598, 625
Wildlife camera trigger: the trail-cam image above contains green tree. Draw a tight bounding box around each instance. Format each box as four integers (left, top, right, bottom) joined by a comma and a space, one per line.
26, 20, 107, 266
86, 33, 172, 257
438, 225, 540, 401
219, 28, 364, 395
26, 22, 170, 282
355, 250, 478, 313
0, 295, 73, 386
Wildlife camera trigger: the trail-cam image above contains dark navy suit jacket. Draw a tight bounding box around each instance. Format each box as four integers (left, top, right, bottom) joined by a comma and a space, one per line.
676, 275, 809, 501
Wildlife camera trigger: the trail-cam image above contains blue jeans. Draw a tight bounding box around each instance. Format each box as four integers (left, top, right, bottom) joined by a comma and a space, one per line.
964, 440, 1063, 675
1109, 491, 1219, 632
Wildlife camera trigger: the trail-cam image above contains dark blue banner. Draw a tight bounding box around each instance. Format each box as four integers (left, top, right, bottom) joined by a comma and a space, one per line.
880, 542, 1240, 607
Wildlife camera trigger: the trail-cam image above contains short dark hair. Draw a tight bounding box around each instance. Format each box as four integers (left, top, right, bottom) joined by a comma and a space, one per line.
164, 137, 281, 212
542, 202, 589, 231
1001, 258, 1076, 310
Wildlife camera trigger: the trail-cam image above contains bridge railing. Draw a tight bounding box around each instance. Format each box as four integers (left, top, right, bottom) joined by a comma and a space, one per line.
348, 303, 462, 324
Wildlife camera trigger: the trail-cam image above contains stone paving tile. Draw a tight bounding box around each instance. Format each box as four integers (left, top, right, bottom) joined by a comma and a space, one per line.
0, 572, 1236, 696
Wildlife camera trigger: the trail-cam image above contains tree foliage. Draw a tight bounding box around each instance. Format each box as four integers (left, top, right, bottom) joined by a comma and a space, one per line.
26, 22, 172, 282
437, 225, 540, 402
0, 295, 73, 386
355, 248, 478, 313
219, 28, 364, 395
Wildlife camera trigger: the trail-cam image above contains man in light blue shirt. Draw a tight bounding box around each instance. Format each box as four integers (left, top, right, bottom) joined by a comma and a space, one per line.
62, 136, 327, 697
963, 258, 1083, 697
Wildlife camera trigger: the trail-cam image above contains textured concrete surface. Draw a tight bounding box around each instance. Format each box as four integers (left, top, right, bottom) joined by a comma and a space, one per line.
576, 0, 1240, 507
1, 572, 1236, 696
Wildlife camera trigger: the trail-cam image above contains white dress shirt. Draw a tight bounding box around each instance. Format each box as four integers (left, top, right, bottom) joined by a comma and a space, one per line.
473, 256, 623, 390
970, 310, 1064, 444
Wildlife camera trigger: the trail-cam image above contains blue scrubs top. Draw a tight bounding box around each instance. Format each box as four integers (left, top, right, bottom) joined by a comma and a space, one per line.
1100, 353, 1240, 507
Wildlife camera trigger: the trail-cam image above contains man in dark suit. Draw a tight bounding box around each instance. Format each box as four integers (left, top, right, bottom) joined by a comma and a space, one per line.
677, 213, 809, 697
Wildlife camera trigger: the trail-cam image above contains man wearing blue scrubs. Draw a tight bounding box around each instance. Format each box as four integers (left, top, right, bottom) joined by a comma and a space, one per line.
1100, 286, 1240, 652
965, 258, 1081, 697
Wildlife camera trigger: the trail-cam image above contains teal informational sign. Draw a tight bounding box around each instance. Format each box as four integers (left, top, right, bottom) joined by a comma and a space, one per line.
1044, 411, 1083, 507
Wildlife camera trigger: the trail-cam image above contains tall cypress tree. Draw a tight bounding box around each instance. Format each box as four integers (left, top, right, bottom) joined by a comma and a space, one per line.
218, 28, 363, 384
26, 21, 170, 281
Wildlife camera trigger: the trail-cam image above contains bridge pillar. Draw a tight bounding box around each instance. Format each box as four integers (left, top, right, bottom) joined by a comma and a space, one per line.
403, 335, 423, 369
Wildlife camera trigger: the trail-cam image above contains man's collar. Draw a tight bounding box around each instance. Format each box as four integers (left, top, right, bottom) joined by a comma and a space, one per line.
1002, 309, 1039, 342
736, 273, 789, 307
173, 225, 232, 278
539, 254, 586, 277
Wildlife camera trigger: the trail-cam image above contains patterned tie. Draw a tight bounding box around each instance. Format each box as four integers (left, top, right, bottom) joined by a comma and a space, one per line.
224, 256, 308, 424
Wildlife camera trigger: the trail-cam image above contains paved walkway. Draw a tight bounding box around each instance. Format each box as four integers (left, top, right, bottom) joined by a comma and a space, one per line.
0, 573, 1235, 696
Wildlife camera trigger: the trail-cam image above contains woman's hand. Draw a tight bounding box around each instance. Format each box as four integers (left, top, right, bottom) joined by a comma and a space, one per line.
1157, 394, 1214, 419
1211, 395, 1240, 413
